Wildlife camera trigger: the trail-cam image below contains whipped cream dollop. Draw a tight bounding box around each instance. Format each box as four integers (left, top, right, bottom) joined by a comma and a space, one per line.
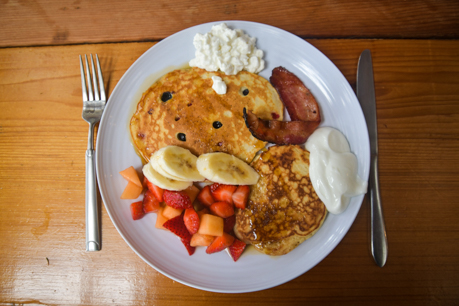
189, 23, 265, 75
305, 127, 367, 214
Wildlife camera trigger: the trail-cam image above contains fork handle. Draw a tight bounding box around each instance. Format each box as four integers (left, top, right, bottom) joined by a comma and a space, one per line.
85, 146, 100, 251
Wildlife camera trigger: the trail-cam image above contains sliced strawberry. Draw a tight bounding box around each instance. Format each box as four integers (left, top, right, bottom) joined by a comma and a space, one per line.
210, 201, 235, 218
190, 233, 214, 247
130, 201, 145, 220
163, 190, 192, 210
163, 215, 195, 256
232, 185, 250, 209
209, 183, 221, 193
146, 179, 164, 202
223, 215, 236, 233
143, 190, 161, 213
142, 176, 148, 188
206, 232, 235, 254
228, 238, 246, 262
211, 184, 237, 204
197, 185, 215, 206
183, 208, 200, 235
180, 238, 196, 256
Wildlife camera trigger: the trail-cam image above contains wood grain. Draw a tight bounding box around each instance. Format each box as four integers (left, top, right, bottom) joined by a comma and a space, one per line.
1, 0, 459, 47
0, 40, 459, 305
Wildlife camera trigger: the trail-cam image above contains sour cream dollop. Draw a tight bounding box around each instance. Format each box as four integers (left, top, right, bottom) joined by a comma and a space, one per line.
189, 23, 265, 75
305, 127, 367, 214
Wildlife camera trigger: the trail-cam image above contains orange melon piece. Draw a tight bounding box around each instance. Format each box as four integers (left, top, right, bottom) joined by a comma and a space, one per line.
183, 185, 200, 203
190, 233, 214, 247
198, 214, 224, 237
155, 206, 169, 230
197, 208, 210, 219
162, 206, 183, 219
119, 166, 142, 187
120, 181, 143, 199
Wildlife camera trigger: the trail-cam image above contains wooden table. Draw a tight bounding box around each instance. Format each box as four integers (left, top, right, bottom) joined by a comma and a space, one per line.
1, 1, 459, 305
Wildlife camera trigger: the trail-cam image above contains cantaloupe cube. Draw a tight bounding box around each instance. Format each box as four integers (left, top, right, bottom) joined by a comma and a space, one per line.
198, 214, 223, 237
119, 166, 142, 187
197, 208, 210, 219
190, 233, 214, 247
162, 206, 183, 219
183, 185, 200, 203
120, 181, 143, 199
155, 206, 169, 230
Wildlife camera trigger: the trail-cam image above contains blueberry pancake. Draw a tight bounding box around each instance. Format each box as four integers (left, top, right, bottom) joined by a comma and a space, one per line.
130, 67, 284, 163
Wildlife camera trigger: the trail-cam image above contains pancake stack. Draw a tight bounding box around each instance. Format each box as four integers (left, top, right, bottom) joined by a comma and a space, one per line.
234, 145, 327, 255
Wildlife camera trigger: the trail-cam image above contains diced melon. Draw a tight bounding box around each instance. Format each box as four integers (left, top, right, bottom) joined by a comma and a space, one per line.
119, 166, 142, 187
120, 181, 143, 199
190, 233, 214, 247
155, 206, 169, 230
198, 214, 224, 237
162, 206, 183, 219
183, 185, 200, 203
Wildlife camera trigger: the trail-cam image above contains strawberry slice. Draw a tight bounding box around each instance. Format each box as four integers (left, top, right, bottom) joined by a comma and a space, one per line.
146, 179, 164, 202
183, 208, 200, 235
232, 185, 250, 209
143, 190, 160, 213
223, 215, 236, 233
163, 190, 192, 210
228, 238, 246, 262
163, 215, 195, 256
130, 201, 145, 220
206, 232, 235, 254
210, 201, 235, 218
197, 185, 215, 206
211, 184, 237, 204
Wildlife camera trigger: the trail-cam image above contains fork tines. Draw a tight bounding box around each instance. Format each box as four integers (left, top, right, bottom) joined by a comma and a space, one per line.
79, 54, 106, 103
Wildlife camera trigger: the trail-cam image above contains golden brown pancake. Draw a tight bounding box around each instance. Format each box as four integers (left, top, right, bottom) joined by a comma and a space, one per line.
234, 145, 327, 255
130, 67, 284, 163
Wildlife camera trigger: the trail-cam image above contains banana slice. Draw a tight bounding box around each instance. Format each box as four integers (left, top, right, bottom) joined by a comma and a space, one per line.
153, 146, 205, 182
151, 153, 188, 182
196, 152, 260, 185
142, 162, 192, 191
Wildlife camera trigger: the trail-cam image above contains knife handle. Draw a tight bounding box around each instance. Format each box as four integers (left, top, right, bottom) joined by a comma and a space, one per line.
370, 154, 388, 267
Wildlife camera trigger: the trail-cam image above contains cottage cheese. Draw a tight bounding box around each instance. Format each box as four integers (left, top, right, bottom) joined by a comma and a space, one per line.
211, 76, 227, 94
189, 23, 265, 75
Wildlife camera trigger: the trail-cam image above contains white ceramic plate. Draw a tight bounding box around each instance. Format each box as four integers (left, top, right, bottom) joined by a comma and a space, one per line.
96, 21, 370, 293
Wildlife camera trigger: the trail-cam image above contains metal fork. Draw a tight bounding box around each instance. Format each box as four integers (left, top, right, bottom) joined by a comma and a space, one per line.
79, 54, 106, 252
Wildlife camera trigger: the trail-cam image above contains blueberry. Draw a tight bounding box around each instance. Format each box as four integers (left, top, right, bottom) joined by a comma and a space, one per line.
177, 133, 186, 142
213, 121, 223, 129
161, 92, 173, 102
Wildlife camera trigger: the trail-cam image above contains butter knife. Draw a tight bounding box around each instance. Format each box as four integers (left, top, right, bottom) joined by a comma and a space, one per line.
356, 49, 388, 267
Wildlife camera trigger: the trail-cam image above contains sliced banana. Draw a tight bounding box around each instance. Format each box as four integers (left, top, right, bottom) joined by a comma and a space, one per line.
196, 152, 260, 185
153, 146, 205, 182
151, 153, 188, 181
142, 162, 192, 191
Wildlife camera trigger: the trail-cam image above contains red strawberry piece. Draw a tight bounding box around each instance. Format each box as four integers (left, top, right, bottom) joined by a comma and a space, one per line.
142, 176, 149, 188
209, 183, 221, 193
223, 215, 236, 233
211, 184, 237, 204
210, 201, 235, 218
180, 238, 196, 256
183, 208, 200, 235
228, 238, 246, 262
232, 185, 250, 209
146, 179, 164, 202
130, 201, 145, 220
206, 232, 235, 254
197, 185, 215, 206
143, 190, 161, 213
163, 215, 195, 256
163, 190, 192, 210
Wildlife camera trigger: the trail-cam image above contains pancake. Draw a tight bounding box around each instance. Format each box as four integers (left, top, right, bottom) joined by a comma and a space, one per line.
234, 145, 327, 256
130, 67, 284, 163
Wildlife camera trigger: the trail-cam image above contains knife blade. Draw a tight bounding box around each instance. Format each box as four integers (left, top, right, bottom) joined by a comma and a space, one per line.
357, 49, 388, 267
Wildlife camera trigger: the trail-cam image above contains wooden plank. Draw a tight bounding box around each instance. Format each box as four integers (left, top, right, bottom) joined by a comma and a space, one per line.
0, 39, 458, 304
1, 0, 459, 47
